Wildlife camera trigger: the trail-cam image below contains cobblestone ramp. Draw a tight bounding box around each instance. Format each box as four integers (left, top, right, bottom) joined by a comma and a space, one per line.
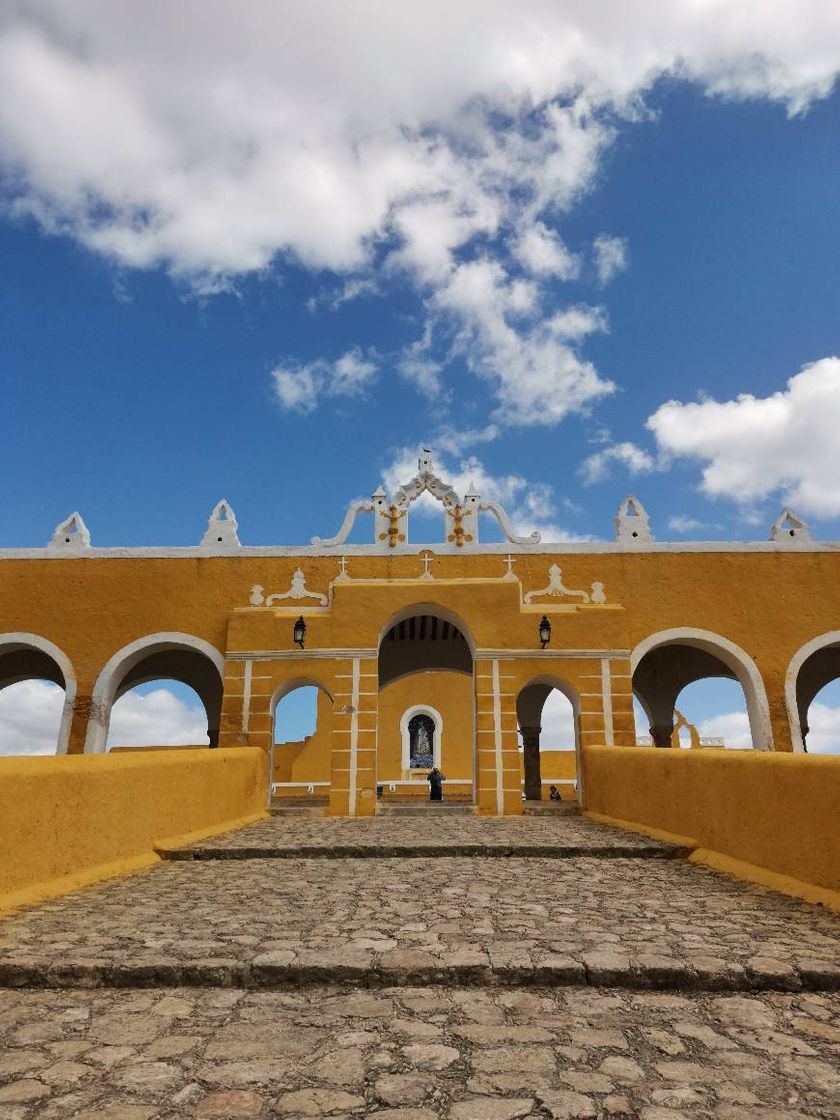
1, 816, 839, 1117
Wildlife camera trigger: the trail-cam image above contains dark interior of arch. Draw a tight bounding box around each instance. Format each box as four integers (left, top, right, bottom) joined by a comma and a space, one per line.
795, 644, 840, 740
114, 648, 223, 741
632, 644, 737, 717
378, 615, 472, 688
0, 647, 65, 689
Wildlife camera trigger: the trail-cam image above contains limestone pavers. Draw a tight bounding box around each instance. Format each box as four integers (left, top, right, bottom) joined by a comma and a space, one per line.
0, 986, 838, 1118
0, 854, 836, 991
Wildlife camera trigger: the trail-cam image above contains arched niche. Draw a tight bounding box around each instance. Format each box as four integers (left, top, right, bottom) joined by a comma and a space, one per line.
631, 627, 772, 750
0, 633, 76, 755
85, 633, 225, 753
400, 704, 443, 770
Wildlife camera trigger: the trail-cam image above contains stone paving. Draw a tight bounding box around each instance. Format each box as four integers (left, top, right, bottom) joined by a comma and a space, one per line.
161, 814, 685, 861
0, 813, 838, 1117
0, 856, 837, 990
0, 985, 838, 1119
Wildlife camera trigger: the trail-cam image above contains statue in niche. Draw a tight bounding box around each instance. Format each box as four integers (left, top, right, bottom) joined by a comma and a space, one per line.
408, 713, 435, 769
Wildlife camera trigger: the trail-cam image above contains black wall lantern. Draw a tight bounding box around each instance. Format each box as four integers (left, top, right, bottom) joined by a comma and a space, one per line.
293, 616, 307, 648
539, 615, 551, 649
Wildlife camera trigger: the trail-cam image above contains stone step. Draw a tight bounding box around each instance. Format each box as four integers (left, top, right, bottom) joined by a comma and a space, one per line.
376, 803, 473, 817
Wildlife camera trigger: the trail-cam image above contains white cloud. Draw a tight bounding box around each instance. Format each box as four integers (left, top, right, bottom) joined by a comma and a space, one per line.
272, 348, 378, 414
107, 688, 209, 748
3, 4, 840, 425
534, 690, 576, 751
513, 222, 580, 280
593, 234, 628, 285
381, 445, 588, 542
647, 357, 840, 517
667, 514, 708, 534
802, 701, 840, 755
0, 679, 64, 755
579, 441, 656, 485
0, 681, 209, 755
696, 710, 753, 749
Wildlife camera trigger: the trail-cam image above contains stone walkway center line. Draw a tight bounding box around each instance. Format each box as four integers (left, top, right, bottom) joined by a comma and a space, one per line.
0, 812, 838, 1118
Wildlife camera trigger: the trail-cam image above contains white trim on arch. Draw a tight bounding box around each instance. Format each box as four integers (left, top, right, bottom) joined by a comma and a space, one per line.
400, 704, 443, 771
630, 627, 773, 751
83, 632, 226, 754
785, 631, 840, 754
0, 632, 78, 755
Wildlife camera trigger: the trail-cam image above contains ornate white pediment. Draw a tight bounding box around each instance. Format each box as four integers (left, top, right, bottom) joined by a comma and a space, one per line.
312, 450, 541, 550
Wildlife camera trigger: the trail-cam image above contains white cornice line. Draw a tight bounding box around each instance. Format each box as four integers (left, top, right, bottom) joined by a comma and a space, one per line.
226, 649, 378, 661
476, 649, 631, 659
2, 541, 840, 559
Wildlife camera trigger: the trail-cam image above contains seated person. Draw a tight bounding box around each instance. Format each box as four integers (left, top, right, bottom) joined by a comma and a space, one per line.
548, 784, 562, 801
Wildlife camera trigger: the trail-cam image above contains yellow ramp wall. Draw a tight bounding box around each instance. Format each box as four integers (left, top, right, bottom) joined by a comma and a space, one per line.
0, 748, 267, 912
582, 746, 840, 892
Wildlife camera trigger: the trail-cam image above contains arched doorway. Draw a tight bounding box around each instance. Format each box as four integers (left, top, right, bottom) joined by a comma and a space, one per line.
0, 633, 76, 755
85, 633, 224, 753
786, 632, 840, 753
272, 680, 334, 797
377, 606, 474, 804
516, 677, 580, 801
632, 628, 772, 750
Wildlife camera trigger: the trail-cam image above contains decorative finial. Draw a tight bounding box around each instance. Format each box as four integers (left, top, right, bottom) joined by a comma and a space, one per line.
49, 512, 91, 552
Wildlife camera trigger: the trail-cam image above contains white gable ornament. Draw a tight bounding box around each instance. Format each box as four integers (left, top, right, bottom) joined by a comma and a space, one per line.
769, 508, 812, 543
311, 450, 540, 549
524, 563, 608, 606
248, 568, 329, 608
48, 512, 91, 553
615, 495, 653, 543
201, 499, 241, 549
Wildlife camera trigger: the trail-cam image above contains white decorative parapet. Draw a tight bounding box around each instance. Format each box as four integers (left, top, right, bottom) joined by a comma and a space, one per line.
48, 512, 91, 553
201, 499, 241, 549
615, 495, 653, 543
524, 563, 607, 606
769, 508, 811, 543
311, 450, 541, 550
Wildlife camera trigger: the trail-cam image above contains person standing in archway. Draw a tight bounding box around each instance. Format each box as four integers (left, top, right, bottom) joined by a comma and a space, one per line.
427, 766, 445, 802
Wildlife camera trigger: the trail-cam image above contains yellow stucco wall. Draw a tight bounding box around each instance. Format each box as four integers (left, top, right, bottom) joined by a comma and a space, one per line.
0, 749, 267, 913
581, 745, 840, 892
273, 687, 334, 785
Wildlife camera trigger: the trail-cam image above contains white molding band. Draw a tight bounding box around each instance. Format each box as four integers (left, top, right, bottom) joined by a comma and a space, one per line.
601, 658, 614, 746
227, 649, 377, 662
492, 659, 504, 815
348, 657, 361, 817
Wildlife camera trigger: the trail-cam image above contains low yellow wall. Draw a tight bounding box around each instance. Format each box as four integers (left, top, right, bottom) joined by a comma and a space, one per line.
0, 748, 268, 913
582, 746, 840, 892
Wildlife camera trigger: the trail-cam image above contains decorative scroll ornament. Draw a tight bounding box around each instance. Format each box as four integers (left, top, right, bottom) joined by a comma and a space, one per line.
524, 563, 607, 606
310, 449, 541, 549
769, 508, 811, 543
201, 499, 240, 549
48, 512, 91, 552
248, 567, 328, 608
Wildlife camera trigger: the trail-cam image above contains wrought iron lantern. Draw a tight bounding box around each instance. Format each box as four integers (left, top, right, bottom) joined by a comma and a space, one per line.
539, 615, 551, 649
293, 616, 307, 648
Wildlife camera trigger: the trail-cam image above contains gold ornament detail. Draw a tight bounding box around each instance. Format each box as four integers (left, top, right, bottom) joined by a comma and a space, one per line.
447, 503, 474, 548
378, 504, 406, 548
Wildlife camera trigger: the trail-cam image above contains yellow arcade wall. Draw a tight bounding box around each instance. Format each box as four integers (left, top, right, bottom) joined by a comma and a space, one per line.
0, 748, 268, 914
581, 745, 840, 894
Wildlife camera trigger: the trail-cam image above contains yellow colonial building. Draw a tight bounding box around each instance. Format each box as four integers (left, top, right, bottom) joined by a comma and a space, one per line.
2, 451, 839, 818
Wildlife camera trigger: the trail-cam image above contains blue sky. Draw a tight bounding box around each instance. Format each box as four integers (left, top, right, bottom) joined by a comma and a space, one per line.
2, 2, 840, 751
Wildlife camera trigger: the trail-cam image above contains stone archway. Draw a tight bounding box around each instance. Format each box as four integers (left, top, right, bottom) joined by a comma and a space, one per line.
0, 632, 77, 755
516, 676, 581, 801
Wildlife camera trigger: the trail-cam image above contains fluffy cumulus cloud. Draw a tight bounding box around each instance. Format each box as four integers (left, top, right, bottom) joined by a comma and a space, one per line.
579, 440, 656, 485
381, 445, 588, 543
0, 681, 208, 754
3, 3, 840, 427
647, 358, 840, 516
273, 348, 378, 414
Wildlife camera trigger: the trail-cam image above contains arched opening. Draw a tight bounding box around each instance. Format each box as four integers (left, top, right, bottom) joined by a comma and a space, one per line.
106, 680, 210, 750
517, 677, 580, 801
85, 634, 224, 753
377, 606, 474, 804
632, 628, 772, 750
786, 633, 840, 753
271, 680, 334, 798
0, 634, 75, 756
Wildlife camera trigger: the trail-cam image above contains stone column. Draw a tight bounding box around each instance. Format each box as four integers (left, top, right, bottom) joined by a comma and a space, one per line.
520, 724, 542, 800
649, 723, 674, 748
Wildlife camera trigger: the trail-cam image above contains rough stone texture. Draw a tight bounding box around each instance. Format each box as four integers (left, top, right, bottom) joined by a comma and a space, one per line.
0, 986, 838, 1118
0, 853, 836, 990
161, 812, 684, 859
